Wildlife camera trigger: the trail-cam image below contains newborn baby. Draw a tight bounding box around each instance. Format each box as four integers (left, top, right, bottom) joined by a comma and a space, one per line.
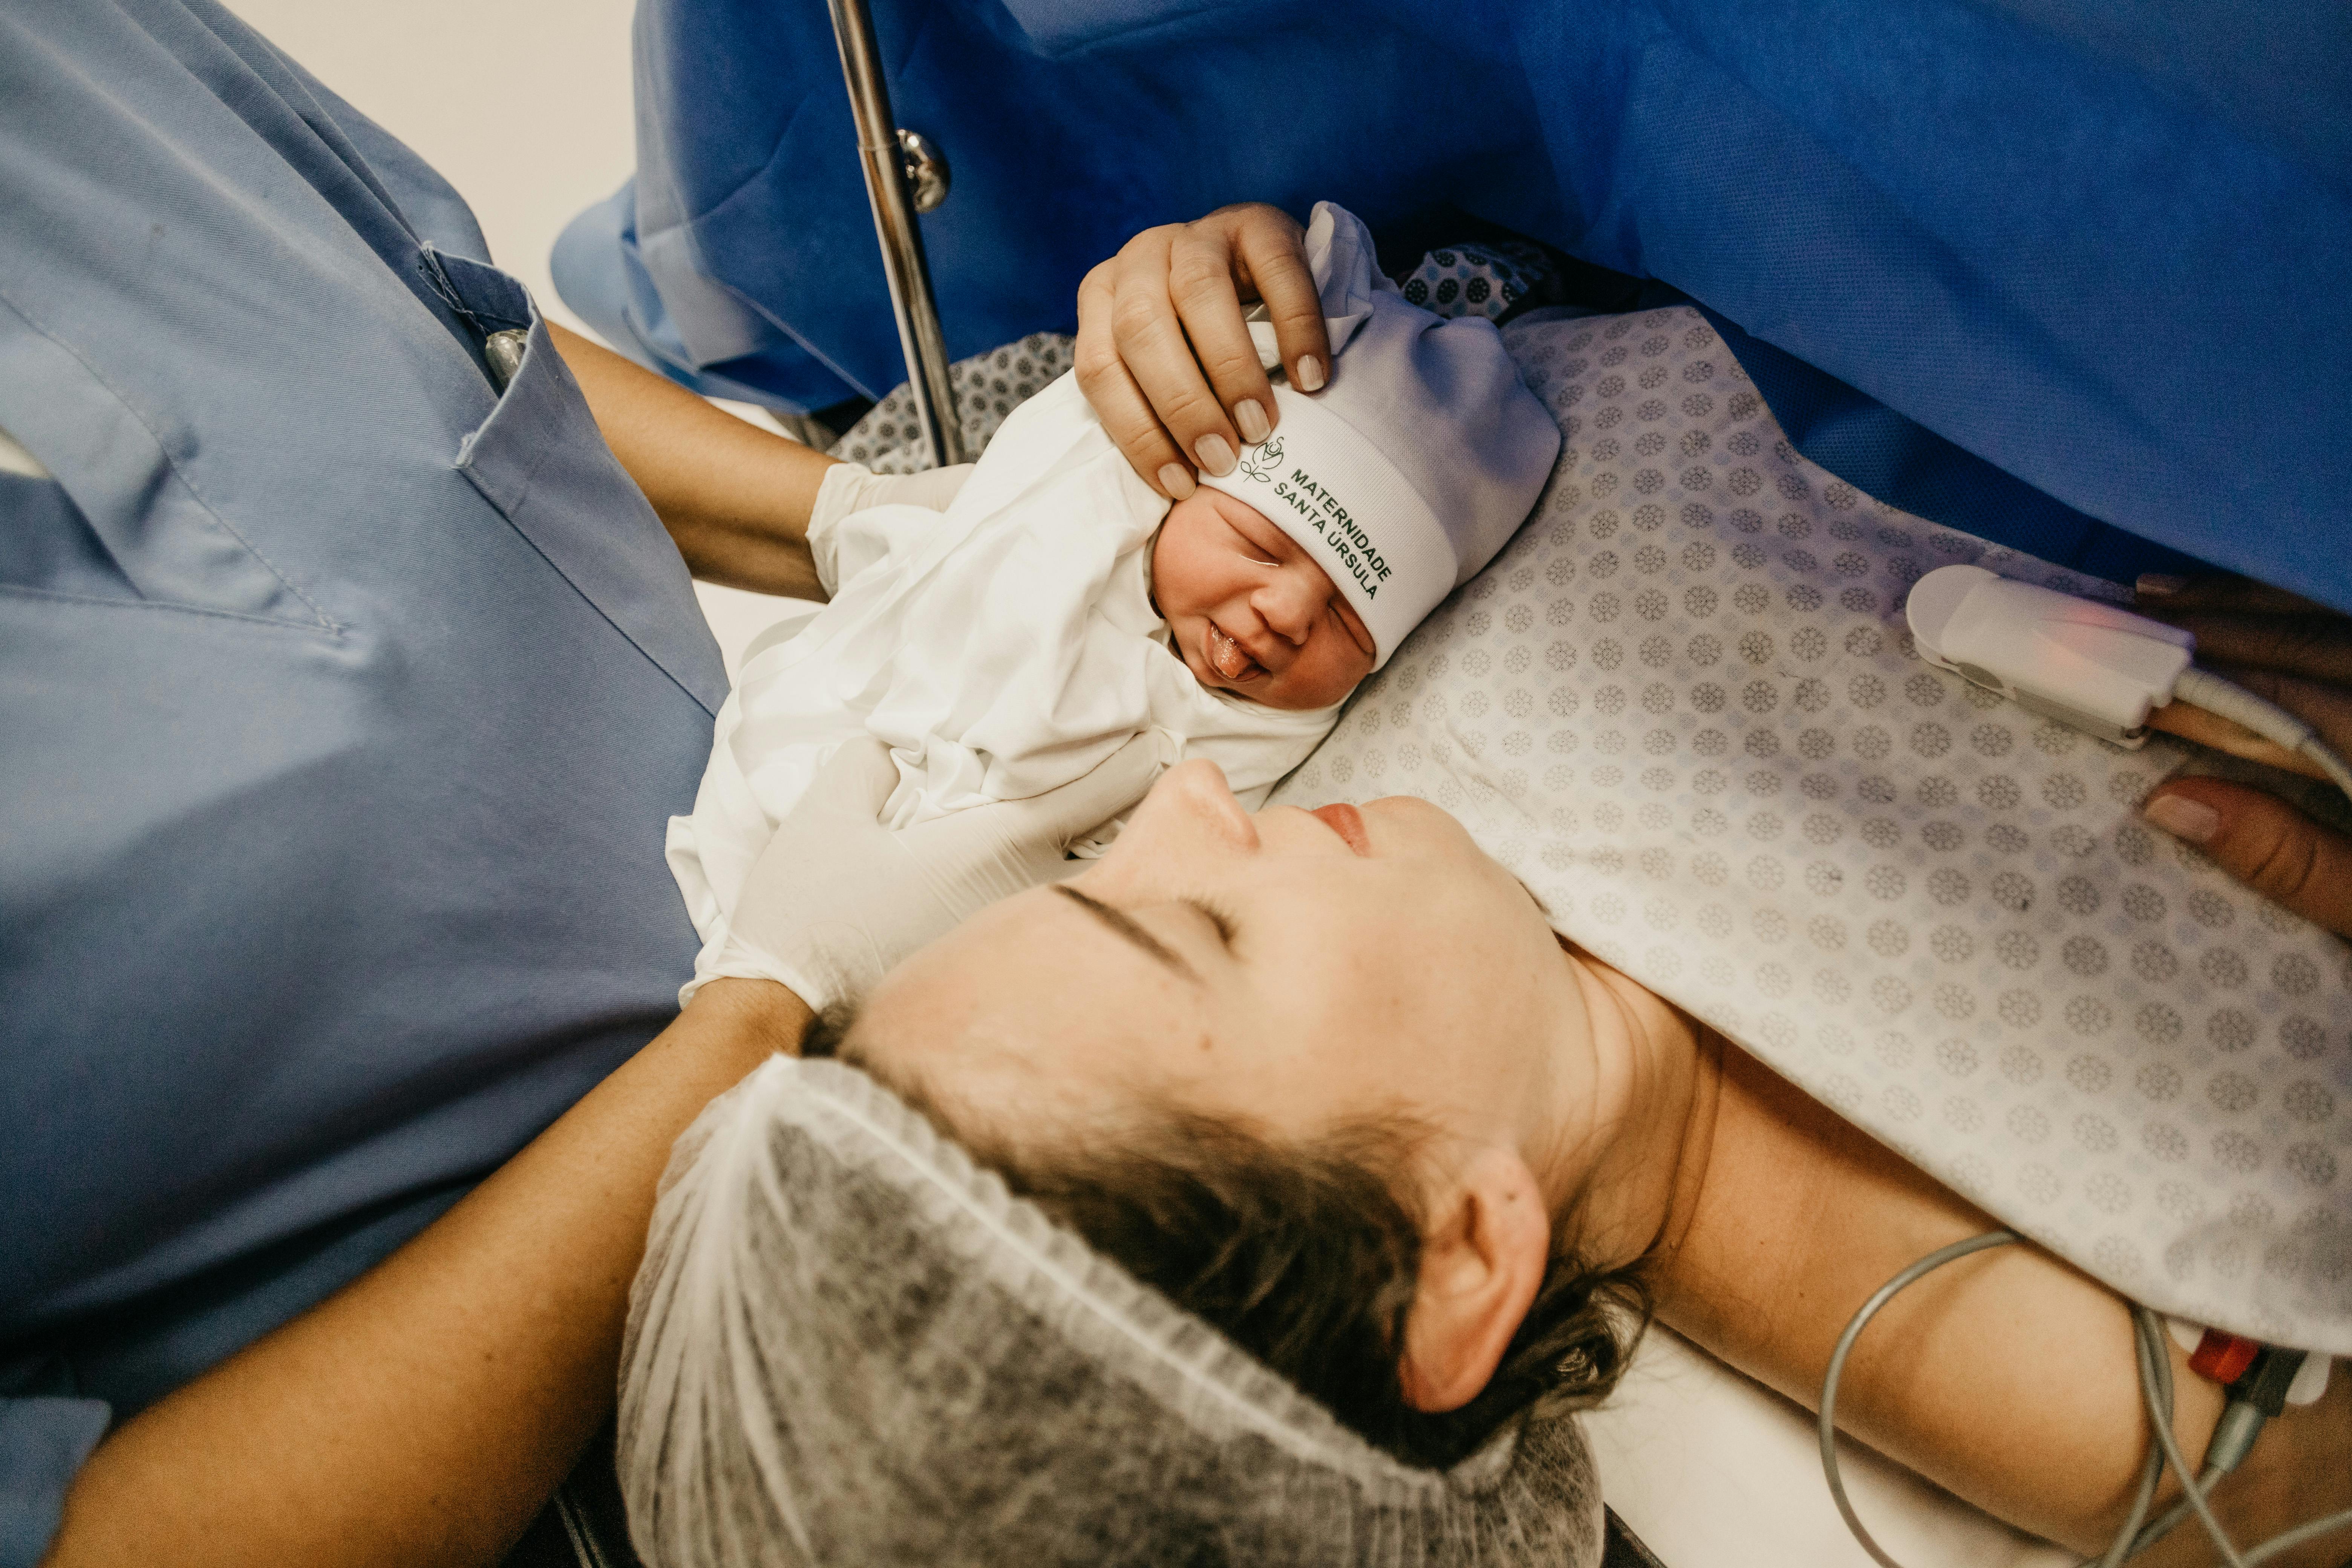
669, 202, 1559, 998
1148, 484, 1376, 712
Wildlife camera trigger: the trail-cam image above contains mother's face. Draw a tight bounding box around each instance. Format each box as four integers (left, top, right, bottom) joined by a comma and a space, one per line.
854, 761, 1591, 1172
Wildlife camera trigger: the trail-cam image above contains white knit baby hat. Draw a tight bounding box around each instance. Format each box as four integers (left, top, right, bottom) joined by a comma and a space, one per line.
1198, 201, 1561, 666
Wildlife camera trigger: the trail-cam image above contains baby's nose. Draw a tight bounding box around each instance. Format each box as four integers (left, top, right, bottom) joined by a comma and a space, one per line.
1255, 572, 1319, 642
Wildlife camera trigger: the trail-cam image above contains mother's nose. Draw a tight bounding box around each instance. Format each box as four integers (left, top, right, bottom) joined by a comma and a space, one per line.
1110, 758, 1261, 864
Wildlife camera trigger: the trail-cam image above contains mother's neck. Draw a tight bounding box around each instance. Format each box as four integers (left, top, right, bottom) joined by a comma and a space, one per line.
1544, 941, 1723, 1272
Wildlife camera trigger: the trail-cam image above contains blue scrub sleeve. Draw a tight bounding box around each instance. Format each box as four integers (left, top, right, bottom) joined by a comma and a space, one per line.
0, 1399, 109, 1568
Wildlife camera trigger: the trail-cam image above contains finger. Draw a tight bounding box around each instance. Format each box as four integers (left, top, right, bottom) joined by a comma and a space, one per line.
2142, 778, 2352, 937
1107, 232, 1243, 479
2198, 663, 2352, 758
1075, 259, 1196, 498
2135, 572, 2335, 617
1003, 733, 1165, 846
2135, 611, 2352, 686
807, 734, 903, 818
2147, 700, 2331, 779
1224, 205, 1329, 395
1165, 223, 1278, 451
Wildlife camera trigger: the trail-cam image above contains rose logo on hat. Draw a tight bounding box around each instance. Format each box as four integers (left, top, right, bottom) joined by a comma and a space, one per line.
1236, 435, 1283, 483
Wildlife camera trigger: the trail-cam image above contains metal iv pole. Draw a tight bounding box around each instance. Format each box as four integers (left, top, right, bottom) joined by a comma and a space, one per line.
824, 0, 965, 466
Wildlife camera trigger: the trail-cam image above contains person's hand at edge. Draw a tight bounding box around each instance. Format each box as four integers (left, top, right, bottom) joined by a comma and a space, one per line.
2136, 572, 2352, 938
2139, 571, 2352, 778
713, 733, 1164, 1008
1074, 203, 1330, 501
2142, 779, 2352, 939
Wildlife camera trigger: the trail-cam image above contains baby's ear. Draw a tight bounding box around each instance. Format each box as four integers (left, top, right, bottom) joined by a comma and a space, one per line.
1395, 1148, 1550, 1412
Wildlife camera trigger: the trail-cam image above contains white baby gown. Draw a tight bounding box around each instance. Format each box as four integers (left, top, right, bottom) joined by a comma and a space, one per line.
668, 371, 1344, 989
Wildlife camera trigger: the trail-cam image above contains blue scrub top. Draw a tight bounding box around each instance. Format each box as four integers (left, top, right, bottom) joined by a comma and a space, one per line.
560, 0, 2352, 611
0, 3, 727, 1560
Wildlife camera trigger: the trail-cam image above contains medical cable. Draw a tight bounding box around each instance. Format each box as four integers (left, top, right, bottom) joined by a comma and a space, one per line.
2110, 1310, 2213, 1564
1818, 1233, 2350, 1568
2171, 668, 2352, 802
2092, 1306, 2171, 1568
2239, 1505, 2352, 1567
2130, 1305, 2246, 1568
1815, 1230, 2021, 1568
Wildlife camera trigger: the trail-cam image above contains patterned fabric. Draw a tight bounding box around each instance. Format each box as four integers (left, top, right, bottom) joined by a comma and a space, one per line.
1400, 240, 1564, 323
1273, 306, 2352, 1356
830, 333, 1074, 472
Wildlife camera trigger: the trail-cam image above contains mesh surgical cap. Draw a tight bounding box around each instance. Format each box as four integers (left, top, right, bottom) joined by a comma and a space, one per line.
619, 1056, 1606, 1567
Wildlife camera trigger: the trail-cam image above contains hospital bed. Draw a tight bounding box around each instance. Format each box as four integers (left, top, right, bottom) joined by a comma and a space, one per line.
537, 2, 2352, 1562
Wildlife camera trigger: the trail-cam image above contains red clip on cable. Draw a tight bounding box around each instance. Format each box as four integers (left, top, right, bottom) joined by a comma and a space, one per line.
2189, 1328, 2260, 1387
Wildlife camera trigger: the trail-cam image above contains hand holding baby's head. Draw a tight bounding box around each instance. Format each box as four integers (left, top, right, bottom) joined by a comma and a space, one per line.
1151, 489, 1374, 711
1147, 201, 1563, 715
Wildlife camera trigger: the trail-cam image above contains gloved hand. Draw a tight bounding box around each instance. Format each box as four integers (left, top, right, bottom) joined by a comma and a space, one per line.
706, 732, 1164, 1009
810, 459, 975, 536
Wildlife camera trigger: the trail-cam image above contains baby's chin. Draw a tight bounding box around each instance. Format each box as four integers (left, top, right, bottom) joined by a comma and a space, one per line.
1245, 668, 1362, 711
1189, 649, 1360, 712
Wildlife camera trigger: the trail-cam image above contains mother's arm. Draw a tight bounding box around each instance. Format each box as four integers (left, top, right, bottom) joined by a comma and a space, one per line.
1660, 1037, 2349, 1566
45, 979, 810, 1568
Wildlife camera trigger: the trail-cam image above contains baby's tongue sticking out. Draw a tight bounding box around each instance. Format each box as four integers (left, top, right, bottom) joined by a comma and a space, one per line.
1207, 622, 1258, 682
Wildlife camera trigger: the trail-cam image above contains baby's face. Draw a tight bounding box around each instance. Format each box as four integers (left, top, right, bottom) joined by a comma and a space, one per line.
1150, 489, 1376, 711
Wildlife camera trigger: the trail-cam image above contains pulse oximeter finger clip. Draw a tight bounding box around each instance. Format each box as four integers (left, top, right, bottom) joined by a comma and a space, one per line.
1906, 564, 2352, 799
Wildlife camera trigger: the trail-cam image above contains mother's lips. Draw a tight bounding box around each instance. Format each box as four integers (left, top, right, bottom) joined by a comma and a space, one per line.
1309, 802, 1370, 856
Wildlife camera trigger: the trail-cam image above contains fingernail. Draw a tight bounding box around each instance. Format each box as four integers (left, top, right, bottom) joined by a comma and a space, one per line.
1294, 355, 1325, 392
1234, 398, 1270, 446
1157, 462, 1196, 499
2136, 573, 2188, 599
1194, 433, 1235, 476
2145, 793, 2220, 845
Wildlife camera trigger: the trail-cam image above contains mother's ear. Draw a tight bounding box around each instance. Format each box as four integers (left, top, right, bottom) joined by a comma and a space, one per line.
1396, 1147, 1550, 1413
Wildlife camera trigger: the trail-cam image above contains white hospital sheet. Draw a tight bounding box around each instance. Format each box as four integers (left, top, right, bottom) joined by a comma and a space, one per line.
1273, 305, 2352, 1356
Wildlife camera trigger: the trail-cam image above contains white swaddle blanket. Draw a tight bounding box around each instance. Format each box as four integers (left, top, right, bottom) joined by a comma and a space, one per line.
1276, 304, 2352, 1356
669, 372, 1340, 987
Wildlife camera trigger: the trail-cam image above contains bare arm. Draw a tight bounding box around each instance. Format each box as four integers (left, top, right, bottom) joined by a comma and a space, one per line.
44, 979, 809, 1568
550, 322, 836, 599
1658, 1042, 2349, 1565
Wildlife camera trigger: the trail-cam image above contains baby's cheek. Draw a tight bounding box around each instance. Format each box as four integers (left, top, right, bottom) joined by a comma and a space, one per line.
1273, 642, 1370, 711
1148, 501, 1228, 619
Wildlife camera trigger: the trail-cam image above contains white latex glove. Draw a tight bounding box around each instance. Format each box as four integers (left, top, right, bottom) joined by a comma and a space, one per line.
809, 459, 975, 536
709, 732, 1164, 1009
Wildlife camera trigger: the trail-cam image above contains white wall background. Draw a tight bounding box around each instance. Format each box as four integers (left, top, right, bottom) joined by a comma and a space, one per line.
221, 0, 640, 338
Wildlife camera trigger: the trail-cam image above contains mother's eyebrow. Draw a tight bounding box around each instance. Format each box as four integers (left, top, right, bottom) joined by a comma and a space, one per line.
1053, 884, 1199, 982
